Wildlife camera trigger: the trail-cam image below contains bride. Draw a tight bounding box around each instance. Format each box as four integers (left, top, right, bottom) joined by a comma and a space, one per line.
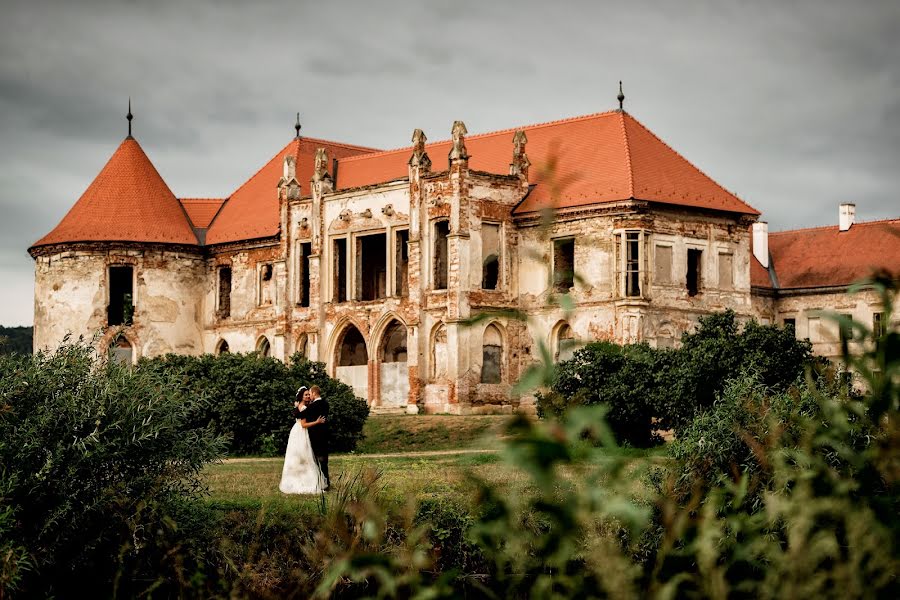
279, 386, 327, 494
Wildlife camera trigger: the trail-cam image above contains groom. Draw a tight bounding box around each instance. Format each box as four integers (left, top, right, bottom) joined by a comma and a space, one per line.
301, 385, 330, 490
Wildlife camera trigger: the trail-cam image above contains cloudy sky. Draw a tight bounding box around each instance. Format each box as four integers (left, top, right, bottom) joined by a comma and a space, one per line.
1, 0, 898, 326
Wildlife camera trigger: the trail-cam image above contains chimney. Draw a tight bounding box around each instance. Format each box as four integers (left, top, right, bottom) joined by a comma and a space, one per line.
752, 221, 769, 268
839, 203, 856, 231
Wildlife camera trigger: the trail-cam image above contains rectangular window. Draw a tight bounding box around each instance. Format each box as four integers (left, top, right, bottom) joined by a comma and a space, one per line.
807, 316, 821, 342
783, 318, 796, 330
334, 238, 347, 302
873, 312, 884, 337
357, 233, 387, 301
626, 232, 640, 297
433, 221, 450, 290
718, 253, 733, 290
108, 266, 134, 326
482, 223, 501, 290
258, 263, 273, 306
686, 248, 702, 297
395, 229, 409, 296
654, 245, 672, 285
298, 243, 311, 307
553, 237, 575, 292
217, 266, 231, 318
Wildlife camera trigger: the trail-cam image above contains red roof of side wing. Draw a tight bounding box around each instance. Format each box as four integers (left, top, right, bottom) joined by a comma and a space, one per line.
767, 219, 900, 289
31, 137, 198, 249
205, 137, 378, 245
335, 111, 759, 216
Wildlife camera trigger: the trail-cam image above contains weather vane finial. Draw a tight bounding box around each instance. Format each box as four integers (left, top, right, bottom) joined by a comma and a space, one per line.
127, 97, 133, 138
617, 81, 625, 111
294, 112, 301, 139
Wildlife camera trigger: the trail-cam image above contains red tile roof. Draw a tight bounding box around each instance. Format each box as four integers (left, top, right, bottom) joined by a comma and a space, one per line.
750, 254, 774, 288
752, 219, 900, 289
204, 137, 378, 245
179, 198, 225, 229
335, 111, 759, 216
31, 137, 198, 249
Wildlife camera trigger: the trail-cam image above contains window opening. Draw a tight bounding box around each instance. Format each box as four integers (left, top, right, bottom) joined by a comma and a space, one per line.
481, 324, 503, 384
381, 321, 407, 362
257, 337, 271, 357
783, 318, 796, 330
217, 267, 231, 318
216, 339, 230, 354
626, 232, 641, 297
718, 253, 734, 290
553, 238, 575, 292
259, 264, 273, 305
555, 323, 576, 362
108, 265, 134, 326
654, 245, 672, 285
839, 314, 853, 343
395, 229, 409, 296
873, 312, 884, 338
433, 221, 450, 289
357, 233, 387, 301
334, 238, 347, 302
299, 243, 311, 307
339, 327, 368, 366
482, 223, 501, 290
686, 248, 702, 297
109, 336, 133, 365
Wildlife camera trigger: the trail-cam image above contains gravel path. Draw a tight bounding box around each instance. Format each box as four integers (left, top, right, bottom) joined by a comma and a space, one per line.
224, 448, 499, 463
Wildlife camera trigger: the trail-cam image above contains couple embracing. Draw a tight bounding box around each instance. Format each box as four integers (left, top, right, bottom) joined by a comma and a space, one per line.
279, 385, 330, 494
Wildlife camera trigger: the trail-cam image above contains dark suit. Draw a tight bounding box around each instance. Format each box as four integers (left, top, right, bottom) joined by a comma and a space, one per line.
302, 397, 330, 488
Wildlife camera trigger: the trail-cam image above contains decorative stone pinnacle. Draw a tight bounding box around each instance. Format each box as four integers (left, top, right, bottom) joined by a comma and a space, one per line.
510, 130, 530, 177
409, 128, 432, 170
449, 120, 468, 161
313, 147, 328, 181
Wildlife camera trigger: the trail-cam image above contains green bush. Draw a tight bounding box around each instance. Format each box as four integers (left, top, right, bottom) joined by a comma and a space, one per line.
0, 340, 227, 596
138, 351, 369, 455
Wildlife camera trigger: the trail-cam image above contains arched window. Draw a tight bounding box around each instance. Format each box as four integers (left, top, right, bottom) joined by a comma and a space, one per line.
430, 323, 448, 381
481, 324, 503, 384
110, 336, 133, 366
338, 326, 367, 366
555, 323, 575, 362
296, 333, 308, 359
216, 339, 230, 355
380, 321, 407, 363
256, 336, 271, 357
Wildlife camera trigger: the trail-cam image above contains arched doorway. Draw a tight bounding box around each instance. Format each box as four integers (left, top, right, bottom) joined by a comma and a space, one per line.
378, 320, 408, 409
554, 323, 576, 362
335, 325, 368, 401
216, 339, 230, 355
110, 337, 133, 366
256, 336, 271, 357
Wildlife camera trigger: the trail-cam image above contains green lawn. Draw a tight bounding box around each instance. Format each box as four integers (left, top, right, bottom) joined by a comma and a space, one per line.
354, 414, 510, 454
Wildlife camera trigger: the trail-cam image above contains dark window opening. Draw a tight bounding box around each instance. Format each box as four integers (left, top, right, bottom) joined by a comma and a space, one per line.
108, 266, 134, 326
395, 229, 409, 296
217, 267, 231, 318
434, 221, 450, 289
873, 312, 884, 338
259, 263, 273, 305
481, 325, 503, 384
299, 242, 311, 307
839, 314, 853, 343
482, 223, 501, 290
216, 339, 230, 354
339, 327, 368, 366
334, 238, 347, 302
686, 248, 702, 297
553, 238, 575, 292
784, 318, 796, 330
625, 232, 641, 297
381, 321, 407, 363
357, 233, 387, 301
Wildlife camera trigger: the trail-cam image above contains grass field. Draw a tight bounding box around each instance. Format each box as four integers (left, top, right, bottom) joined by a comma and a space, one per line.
354, 414, 510, 454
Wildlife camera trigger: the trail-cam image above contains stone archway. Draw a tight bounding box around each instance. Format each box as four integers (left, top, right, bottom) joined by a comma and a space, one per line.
335, 324, 368, 401
378, 320, 408, 409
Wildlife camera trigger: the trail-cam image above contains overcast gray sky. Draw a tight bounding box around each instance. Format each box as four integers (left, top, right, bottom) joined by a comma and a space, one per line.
1, 0, 898, 326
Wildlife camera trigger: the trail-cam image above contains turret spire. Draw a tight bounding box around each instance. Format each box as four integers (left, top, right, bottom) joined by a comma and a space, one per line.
126, 97, 133, 138
294, 112, 301, 139
617, 81, 625, 111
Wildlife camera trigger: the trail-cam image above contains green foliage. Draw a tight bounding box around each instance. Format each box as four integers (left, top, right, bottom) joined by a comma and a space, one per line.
138, 352, 369, 455
539, 310, 817, 443
538, 341, 667, 447
0, 325, 32, 355
0, 340, 227, 596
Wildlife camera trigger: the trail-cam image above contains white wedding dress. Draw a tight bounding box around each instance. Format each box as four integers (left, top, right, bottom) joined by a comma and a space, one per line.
279, 410, 326, 494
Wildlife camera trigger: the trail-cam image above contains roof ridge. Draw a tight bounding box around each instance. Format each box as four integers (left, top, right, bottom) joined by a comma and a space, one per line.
618, 111, 635, 198
179, 197, 225, 202
301, 135, 382, 153
337, 110, 622, 163
770, 216, 900, 235
621, 112, 754, 212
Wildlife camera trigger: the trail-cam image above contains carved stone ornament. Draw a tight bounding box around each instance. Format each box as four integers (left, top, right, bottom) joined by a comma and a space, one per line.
449, 120, 468, 161
510, 129, 531, 177
313, 148, 329, 182
361, 209, 373, 219
409, 128, 432, 170
339, 208, 352, 221
381, 204, 395, 216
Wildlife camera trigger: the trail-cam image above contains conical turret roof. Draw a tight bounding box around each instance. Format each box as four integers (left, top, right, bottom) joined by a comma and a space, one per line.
31, 137, 198, 250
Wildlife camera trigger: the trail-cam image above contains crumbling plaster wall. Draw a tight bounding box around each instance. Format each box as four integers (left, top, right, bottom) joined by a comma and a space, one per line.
34, 247, 205, 359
